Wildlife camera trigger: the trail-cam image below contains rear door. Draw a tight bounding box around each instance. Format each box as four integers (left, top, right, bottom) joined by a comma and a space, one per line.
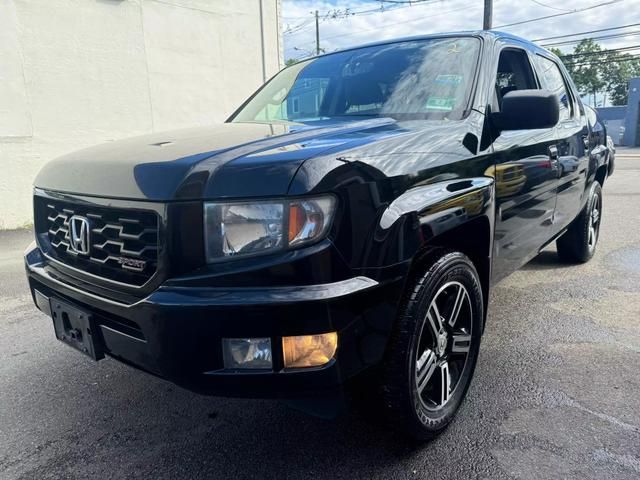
490, 43, 559, 281
531, 54, 590, 235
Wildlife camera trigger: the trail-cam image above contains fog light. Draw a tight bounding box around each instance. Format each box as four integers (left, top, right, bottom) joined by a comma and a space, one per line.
222, 338, 272, 370
282, 332, 337, 369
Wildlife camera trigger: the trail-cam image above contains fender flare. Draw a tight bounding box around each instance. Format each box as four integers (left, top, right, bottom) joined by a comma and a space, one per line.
363, 177, 495, 269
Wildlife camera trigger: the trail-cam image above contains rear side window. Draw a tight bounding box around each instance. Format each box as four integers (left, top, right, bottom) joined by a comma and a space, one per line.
534, 55, 572, 121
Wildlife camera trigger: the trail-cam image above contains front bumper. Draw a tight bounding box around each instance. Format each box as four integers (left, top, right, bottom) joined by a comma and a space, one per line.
25, 243, 403, 399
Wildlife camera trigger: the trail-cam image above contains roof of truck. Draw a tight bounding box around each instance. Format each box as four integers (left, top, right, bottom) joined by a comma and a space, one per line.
307, 30, 544, 61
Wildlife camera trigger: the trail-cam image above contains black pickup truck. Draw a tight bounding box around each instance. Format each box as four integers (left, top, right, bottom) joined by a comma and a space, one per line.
25, 31, 610, 439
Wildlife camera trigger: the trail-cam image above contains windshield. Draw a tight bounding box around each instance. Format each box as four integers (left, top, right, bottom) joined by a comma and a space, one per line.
231, 37, 480, 124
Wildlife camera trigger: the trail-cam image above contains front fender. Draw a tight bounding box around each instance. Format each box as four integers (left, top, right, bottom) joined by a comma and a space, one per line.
361, 177, 495, 269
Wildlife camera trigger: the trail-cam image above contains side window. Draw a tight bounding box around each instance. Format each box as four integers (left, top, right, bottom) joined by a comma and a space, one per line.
534, 55, 572, 121
493, 48, 538, 111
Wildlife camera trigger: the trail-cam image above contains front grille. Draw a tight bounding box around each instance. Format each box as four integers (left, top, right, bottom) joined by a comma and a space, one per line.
38, 198, 159, 286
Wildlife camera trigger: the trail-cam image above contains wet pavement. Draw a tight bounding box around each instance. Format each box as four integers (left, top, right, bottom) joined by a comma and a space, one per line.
1, 153, 639, 479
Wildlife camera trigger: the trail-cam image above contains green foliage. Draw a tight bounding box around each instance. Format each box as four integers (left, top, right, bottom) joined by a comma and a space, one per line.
550, 47, 574, 77
569, 39, 605, 105
556, 39, 640, 106
285, 58, 298, 67
549, 47, 564, 58
602, 51, 640, 105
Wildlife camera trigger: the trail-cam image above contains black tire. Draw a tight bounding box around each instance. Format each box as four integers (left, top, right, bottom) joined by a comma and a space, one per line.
380, 250, 483, 440
556, 181, 602, 263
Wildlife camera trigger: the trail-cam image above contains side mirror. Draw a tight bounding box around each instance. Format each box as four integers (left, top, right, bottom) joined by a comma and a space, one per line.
492, 89, 559, 131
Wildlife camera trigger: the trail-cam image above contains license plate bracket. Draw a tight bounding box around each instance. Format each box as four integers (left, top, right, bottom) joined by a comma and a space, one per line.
50, 298, 104, 361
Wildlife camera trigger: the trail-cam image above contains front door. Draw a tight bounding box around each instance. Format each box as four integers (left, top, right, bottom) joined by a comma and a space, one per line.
490, 45, 559, 282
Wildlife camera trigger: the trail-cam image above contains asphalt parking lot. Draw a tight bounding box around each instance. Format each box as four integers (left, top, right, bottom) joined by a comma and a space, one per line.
1, 152, 639, 480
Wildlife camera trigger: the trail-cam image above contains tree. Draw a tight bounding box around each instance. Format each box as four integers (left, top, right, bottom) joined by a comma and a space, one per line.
285, 58, 298, 67
551, 47, 578, 88
567, 39, 606, 106
550, 47, 570, 70
602, 51, 640, 105
553, 39, 640, 106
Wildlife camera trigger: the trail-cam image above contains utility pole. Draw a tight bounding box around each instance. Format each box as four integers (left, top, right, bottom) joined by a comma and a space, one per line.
483, 0, 492, 30
315, 10, 320, 55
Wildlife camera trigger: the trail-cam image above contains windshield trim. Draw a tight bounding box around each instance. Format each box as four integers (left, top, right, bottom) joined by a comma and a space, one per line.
227, 34, 485, 124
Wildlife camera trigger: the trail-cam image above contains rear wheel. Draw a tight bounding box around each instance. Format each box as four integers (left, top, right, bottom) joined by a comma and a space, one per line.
556, 182, 602, 263
380, 250, 483, 440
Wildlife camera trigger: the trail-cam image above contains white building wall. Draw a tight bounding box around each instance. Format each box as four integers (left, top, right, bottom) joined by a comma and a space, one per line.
0, 0, 282, 229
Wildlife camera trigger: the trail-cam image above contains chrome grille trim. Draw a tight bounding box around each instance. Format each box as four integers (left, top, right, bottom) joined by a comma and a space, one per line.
39, 199, 160, 286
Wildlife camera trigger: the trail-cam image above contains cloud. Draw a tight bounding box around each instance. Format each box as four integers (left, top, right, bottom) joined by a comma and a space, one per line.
282, 0, 639, 60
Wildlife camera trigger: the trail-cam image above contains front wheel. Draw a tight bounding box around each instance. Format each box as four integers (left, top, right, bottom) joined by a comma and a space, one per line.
380, 250, 483, 440
556, 181, 602, 263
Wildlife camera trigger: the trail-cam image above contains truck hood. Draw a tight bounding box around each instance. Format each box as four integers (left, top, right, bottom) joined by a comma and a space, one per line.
34, 119, 409, 201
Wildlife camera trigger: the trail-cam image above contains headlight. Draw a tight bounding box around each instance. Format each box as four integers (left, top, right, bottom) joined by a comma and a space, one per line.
204, 195, 336, 262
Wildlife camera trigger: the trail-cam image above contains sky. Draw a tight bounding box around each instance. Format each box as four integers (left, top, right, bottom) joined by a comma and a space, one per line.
282, 0, 640, 61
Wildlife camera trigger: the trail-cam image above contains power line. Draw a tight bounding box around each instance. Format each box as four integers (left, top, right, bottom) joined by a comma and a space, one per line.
287, 0, 635, 62
533, 22, 640, 42
567, 59, 640, 68
494, 0, 625, 29
299, 0, 626, 45
295, 2, 480, 46
543, 30, 640, 47
283, 18, 315, 36
560, 44, 640, 59
283, 0, 442, 31
378, 0, 437, 3
568, 51, 640, 61
344, 1, 443, 18
564, 53, 640, 67
527, 0, 574, 12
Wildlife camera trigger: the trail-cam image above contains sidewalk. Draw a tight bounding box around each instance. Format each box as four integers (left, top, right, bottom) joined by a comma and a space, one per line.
0, 228, 33, 298
0, 228, 33, 269
615, 146, 640, 157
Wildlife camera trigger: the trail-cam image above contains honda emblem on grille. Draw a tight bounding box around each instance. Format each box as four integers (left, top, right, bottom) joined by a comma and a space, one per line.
68, 215, 91, 255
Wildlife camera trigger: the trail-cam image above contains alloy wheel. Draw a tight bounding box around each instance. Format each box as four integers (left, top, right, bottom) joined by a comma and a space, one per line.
588, 194, 601, 250
414, 281, 473, 411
